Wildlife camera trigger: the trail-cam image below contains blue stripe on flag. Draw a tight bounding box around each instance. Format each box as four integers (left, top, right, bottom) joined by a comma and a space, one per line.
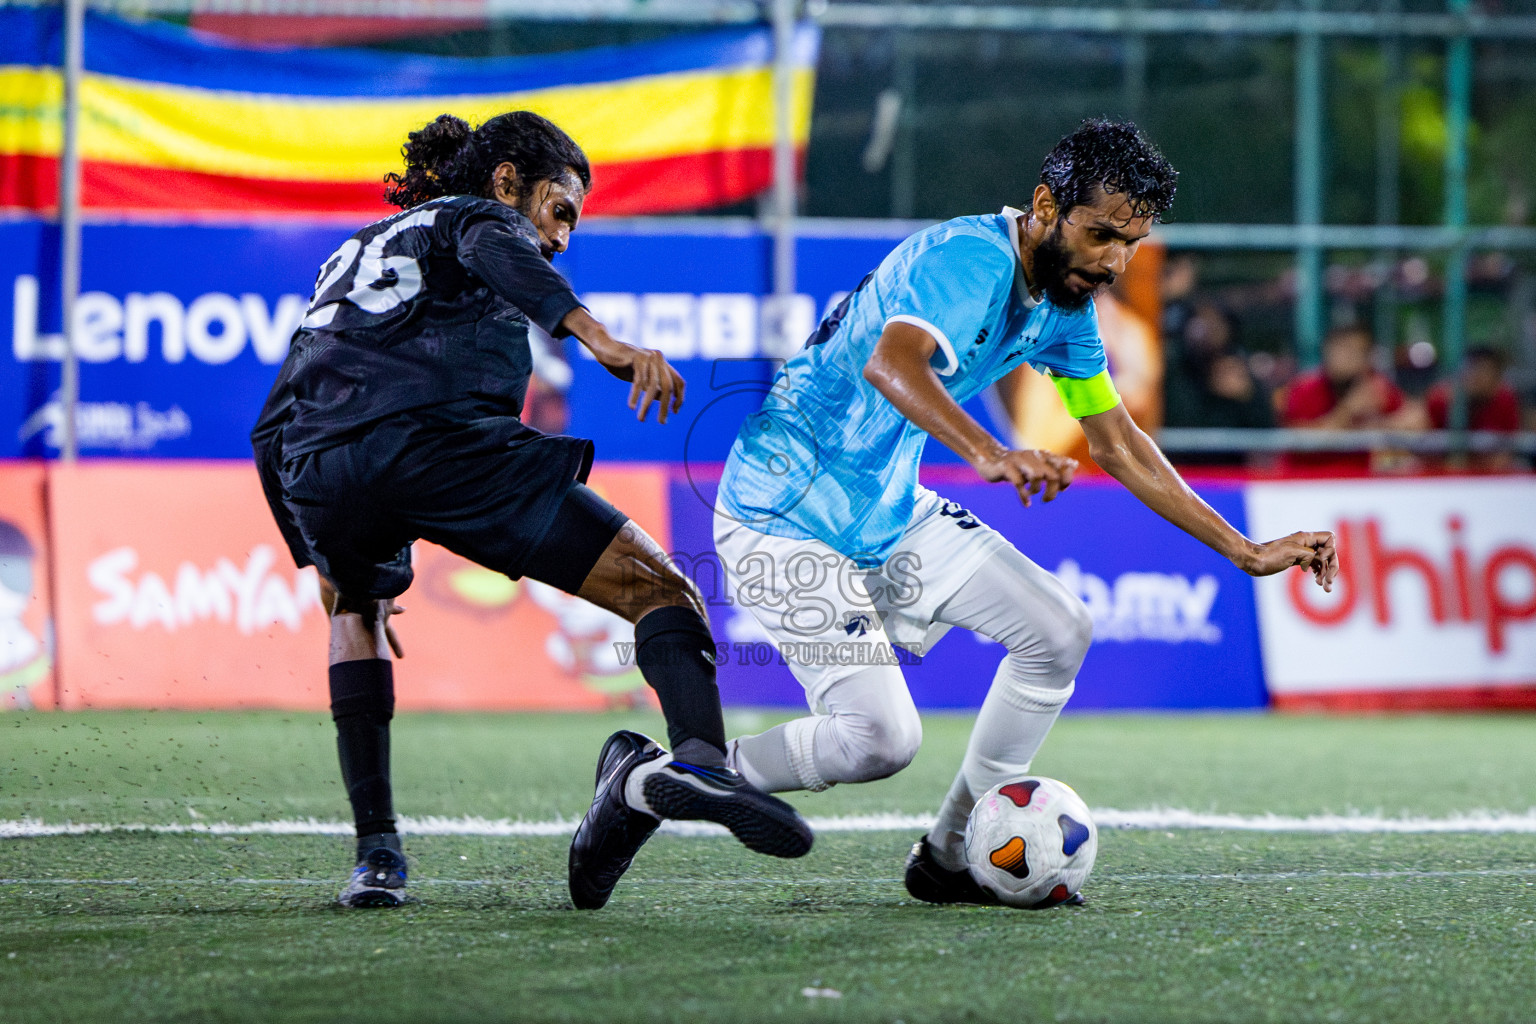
0, 9, 818, 97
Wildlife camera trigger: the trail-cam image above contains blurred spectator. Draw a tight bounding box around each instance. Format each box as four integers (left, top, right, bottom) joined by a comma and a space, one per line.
1426, 346, 1524, 472
1204, 351, 1274, 429
1392, 334, 1441, 397
1283, 325, 1422, 431
1281, 324, 1425, 472
1165, 305, 1273, 424
1163, 303, 1273, 464
1425, 346, 1521, 432
1164, 302, 1228, 426
1160, 253, 1199, 342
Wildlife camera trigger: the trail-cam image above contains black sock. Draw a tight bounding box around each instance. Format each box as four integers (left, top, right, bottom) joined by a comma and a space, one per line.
634, 606, 726, 764
329, 659, 396, 843
357, 831, 402, 862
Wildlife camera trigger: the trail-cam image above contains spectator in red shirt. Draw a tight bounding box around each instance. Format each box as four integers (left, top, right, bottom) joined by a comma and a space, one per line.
1426, 346, 1524, 472
1426, 346, 1522, 432
1281, 325, 1424, 472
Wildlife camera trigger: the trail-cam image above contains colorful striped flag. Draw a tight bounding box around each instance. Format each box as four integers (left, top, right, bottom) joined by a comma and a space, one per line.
0, 9, 818, 216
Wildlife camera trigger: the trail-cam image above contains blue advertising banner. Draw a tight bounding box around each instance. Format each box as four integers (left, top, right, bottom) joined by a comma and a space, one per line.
670, 475, 1267, 710
4, 218, 347, 458
3, 217, 1007, 462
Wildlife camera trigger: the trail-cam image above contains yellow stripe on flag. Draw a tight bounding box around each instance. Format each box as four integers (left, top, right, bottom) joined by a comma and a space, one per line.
0, 67, 62, 156
0, 65, 814, 180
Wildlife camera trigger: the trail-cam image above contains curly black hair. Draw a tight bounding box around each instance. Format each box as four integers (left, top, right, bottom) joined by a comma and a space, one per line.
1039, 118, 1178, 222
383, 111, 592, 210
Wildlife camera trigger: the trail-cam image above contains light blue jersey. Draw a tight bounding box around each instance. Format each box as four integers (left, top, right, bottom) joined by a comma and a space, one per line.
718, 208, 1120, 566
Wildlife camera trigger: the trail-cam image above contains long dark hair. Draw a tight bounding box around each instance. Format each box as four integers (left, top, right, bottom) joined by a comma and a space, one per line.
383, 111, 592, 210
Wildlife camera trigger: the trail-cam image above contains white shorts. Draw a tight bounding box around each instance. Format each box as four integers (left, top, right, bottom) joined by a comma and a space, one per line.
713, 486, 1013, 711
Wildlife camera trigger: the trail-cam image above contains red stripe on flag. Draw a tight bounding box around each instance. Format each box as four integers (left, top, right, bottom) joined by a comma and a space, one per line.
0, 147, 796, 216
0, 154, 392, 214
189, 14, 485, 47
87, 162, 394, 214
584, 147, 783, 216
0, 153, 60, 210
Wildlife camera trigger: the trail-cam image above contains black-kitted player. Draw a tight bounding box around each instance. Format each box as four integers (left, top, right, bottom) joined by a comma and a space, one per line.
252, 112, 812, 909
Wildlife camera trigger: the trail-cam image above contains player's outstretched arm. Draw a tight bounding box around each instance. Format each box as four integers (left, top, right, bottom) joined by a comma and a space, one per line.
1079, 402, 1338, 591
456, 217, 683, 423
560, 307, 686, 424
864, 320, 1076, 507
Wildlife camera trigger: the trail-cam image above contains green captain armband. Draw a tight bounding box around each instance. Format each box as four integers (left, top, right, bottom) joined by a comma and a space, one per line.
1048, 370, 1122, 419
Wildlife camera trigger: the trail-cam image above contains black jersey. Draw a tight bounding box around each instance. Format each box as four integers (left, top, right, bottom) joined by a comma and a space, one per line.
251, 196, 583, 459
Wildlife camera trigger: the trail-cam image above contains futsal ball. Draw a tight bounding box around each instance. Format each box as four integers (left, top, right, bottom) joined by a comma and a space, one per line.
963, 776, 1097, 908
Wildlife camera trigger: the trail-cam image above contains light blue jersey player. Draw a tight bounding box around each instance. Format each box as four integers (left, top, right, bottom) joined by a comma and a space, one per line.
713, 120, 1339, 907
720, 206, 1118, 567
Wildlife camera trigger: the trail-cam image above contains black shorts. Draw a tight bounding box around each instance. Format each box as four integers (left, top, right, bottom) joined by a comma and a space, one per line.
262, 413, 627, 600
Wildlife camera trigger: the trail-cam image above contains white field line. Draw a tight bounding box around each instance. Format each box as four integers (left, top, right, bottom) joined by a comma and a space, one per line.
1098, 808, 1536, 833
5, 809, 1536, 839
4, 867, 1536, 888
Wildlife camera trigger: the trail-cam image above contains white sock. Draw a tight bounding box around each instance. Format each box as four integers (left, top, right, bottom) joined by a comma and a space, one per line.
727, 666, 918, 794
920, 543, 1089, 873
729, 719, 822, 792
622, 756, 672, 818
927, 673, 1074, 872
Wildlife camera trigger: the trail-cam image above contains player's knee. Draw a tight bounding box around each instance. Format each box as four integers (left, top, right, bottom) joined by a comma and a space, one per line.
1052, 594, 1094, 665
1014, 591, 1092, 672
644, 559, 707, 621
991, 600, 1091, 684
843, 702, 922, 782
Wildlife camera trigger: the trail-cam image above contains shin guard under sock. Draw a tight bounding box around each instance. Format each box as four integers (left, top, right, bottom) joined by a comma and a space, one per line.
633, 606, 726, 763
329, 659, 396, 841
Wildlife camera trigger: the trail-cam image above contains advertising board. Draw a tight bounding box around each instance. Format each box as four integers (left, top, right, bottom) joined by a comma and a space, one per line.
0, 461, 55, 709
671, 474, 1268, 710
46, 460, 669, 711
5, 219, 344, 460
1246, 478, 1536, 709
22, 463, 1536, 712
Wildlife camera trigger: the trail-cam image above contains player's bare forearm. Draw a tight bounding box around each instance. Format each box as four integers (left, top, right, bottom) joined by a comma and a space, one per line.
1081, 403, 1257, 566
559, 306, 685, 423
561, 307, 630, 378
1081, 404, 1338, 589
864, 321, 1075, 505
864, 322, 1004, 465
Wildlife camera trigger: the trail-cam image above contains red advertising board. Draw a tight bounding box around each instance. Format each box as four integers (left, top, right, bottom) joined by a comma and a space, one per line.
0, 461, 56, 709
1247, 478, 1536, 710
47, 461, 669, 711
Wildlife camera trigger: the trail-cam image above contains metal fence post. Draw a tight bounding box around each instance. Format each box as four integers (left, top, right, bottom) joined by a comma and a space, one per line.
1123, 0, 1147, 119
1374, 0, 1403, 361
1443, 0, 1472, 434
771, 0, 798, 299
58, 0, 85, 463
889, 15, 916, 220
1294, 0, 1326, 369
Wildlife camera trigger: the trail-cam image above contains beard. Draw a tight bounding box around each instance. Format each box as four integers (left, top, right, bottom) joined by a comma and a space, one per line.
1032, 220, 1111, 311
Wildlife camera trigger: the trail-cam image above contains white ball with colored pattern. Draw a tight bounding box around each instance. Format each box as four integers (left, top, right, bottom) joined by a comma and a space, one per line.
963, 776, 1098, 908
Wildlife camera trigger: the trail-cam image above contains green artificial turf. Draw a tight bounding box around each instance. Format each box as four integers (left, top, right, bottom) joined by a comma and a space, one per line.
2, 710, 1535, 1023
